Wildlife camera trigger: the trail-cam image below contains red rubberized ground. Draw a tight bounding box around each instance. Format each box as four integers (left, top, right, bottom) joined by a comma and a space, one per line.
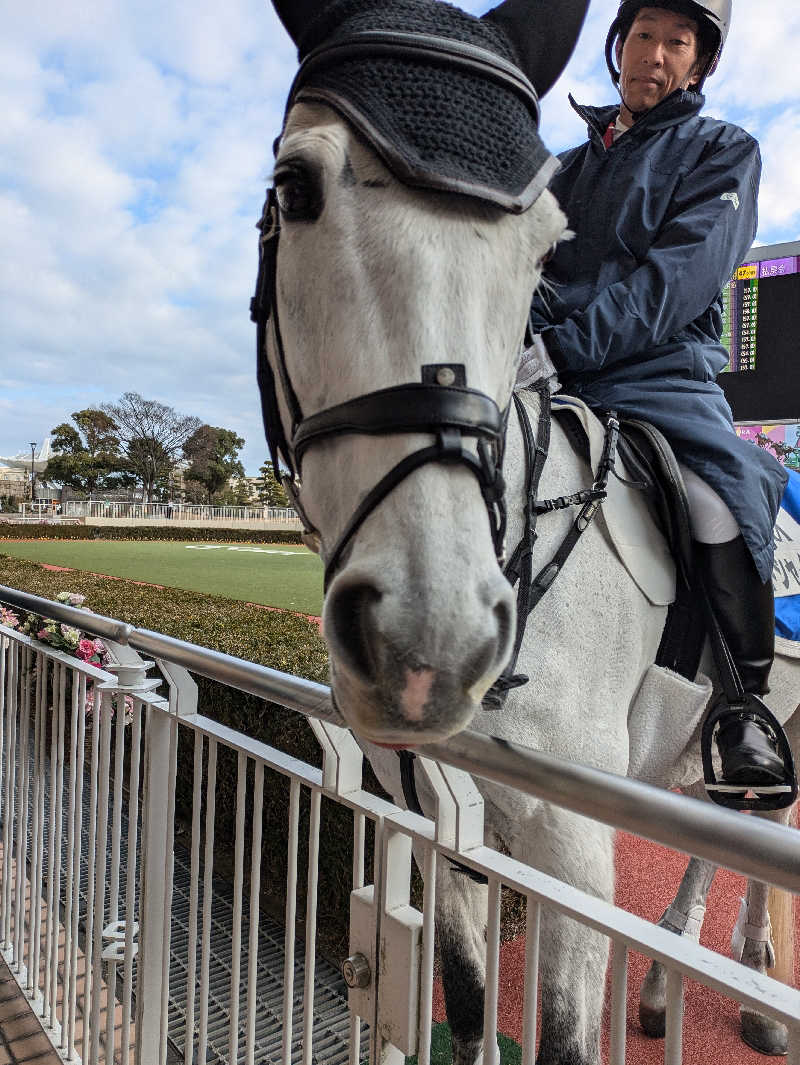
430, 829, 798, 1063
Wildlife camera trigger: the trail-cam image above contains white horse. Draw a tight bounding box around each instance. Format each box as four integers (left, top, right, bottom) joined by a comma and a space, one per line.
263, 2, 800, 1062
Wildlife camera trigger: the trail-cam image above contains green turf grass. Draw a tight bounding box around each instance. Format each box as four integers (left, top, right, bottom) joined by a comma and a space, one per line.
0, 540, 324, 614
404, 1024, 521, 1065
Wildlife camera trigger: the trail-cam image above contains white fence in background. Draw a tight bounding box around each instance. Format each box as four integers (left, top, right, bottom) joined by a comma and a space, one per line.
0, 584, 799, 1064
0, 514, 82, 525
19, 501, 301, 525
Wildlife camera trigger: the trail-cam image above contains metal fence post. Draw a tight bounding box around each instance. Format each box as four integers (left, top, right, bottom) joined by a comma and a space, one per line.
136, 702, 174, 1065
135, 661, 197, 1065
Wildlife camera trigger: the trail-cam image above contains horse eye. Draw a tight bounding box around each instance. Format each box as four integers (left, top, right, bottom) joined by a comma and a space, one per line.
274, 165, 322, 221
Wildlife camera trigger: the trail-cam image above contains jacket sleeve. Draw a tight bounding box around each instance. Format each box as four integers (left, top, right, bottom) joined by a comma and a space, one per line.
540, 132, 761, 373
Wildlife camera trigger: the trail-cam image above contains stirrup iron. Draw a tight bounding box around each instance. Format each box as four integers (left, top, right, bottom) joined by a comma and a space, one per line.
701, 695, 797, 811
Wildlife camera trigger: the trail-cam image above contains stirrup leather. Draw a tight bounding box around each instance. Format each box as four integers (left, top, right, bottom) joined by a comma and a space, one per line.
701, 694, 798, 811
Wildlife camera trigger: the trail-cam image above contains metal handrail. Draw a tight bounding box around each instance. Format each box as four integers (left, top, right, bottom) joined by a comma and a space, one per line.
2, 582, 799, 892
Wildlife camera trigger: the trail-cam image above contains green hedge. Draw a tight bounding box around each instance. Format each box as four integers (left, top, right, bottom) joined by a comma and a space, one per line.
0, 554, 371, 956
0, 522, 302, 544
0, 555, 528, 955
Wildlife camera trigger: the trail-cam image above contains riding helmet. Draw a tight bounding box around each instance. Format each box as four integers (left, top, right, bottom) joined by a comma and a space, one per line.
605, 0, 731, 89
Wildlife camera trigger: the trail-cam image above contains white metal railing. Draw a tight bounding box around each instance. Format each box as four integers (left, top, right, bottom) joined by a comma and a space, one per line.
45, 501, 302, 524
0, 583, 799, 1065
1, 512, 82, 525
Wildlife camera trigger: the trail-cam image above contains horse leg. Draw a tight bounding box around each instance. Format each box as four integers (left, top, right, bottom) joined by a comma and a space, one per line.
436, 807, 613, 1065
524, 808, 614, 1065
734, 803, 796, 1056
638, 855, 716, 1037
435, 861, 493, 1065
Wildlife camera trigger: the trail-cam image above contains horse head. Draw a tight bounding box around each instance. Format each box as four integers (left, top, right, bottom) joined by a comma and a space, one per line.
258, 0, 587, 745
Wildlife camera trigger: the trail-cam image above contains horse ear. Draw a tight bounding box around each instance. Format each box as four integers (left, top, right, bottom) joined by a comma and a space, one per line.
482, 0, 590, 98
271, 0, 324, 47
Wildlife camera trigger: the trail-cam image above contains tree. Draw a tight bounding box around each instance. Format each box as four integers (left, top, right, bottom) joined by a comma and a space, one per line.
43, 409, 130, 496
183, 425, 245, 504
216, 476, 252, 507
101, 392, 202, 502
258, 463, 289, 507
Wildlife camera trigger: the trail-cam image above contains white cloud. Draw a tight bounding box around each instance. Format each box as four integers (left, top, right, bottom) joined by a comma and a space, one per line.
712, 1, 800, 110
1, 0, 799, 478
756, 110, 800, 238
0, 0, 293, 473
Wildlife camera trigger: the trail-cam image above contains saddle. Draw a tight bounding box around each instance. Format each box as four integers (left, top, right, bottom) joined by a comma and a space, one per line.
613, 418, 706, 681
548, 398, 704, 680
483, 392, 693, 709
499, 392, 796, 811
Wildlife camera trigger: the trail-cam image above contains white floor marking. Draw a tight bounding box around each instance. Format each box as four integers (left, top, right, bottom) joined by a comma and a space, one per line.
184, 546, 306, 556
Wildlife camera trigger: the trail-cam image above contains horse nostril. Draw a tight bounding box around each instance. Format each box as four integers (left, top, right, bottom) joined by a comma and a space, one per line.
460, 596, 515, 692
468, 589, 517, 688
326, 580, 383, 682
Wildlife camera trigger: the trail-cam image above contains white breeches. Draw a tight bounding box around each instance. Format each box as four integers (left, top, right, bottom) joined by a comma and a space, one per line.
679, 464, 741, 545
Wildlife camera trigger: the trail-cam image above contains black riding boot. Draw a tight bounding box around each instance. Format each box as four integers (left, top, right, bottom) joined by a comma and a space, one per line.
695, 537, 785, 787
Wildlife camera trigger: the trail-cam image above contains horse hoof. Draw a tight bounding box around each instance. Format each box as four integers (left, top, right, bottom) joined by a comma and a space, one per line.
452, 1038, 487, 1065
741, 1010, 788, 1057
639, 1002, 666, 1039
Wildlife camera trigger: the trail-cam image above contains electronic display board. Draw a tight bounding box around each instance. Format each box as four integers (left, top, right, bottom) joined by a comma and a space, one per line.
718, 240, 800, 422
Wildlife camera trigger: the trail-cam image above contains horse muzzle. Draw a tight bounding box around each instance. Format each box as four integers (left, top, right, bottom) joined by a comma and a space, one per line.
323, 564, 515, 743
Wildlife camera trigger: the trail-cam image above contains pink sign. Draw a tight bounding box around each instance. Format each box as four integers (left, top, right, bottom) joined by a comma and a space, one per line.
737, 424, 800, 471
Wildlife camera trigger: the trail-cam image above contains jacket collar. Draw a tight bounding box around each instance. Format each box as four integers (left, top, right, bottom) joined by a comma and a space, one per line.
569, 89, 705, 143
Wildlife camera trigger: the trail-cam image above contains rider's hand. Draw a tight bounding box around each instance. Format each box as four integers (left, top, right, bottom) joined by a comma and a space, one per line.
514, 335, 561, 394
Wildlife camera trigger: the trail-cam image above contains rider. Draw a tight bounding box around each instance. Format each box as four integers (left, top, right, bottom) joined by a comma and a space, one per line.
520, 0, 791, 797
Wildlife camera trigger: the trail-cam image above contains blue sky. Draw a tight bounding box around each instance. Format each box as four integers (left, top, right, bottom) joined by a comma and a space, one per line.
2, 0, 798, 475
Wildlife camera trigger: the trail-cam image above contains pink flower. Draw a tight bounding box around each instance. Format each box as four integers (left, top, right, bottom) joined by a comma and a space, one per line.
77, 639, 96, 662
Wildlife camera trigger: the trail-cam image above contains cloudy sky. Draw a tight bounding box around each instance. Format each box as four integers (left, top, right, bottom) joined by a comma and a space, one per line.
2, 0, 798, 475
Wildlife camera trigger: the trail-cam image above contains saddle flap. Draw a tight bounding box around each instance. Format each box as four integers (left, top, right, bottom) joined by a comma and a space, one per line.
617, 418, 695, 589
552, 395, 676, 606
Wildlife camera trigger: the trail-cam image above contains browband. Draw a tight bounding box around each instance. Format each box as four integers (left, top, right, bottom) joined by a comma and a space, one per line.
287, 30, 542, 124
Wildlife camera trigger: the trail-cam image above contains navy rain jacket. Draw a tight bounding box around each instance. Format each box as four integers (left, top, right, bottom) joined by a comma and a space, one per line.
530, 90, 788, 582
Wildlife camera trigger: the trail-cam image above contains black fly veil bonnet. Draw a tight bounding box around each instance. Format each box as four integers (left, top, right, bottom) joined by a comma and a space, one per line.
279, 0, 559, 212
255, 0, 589, 585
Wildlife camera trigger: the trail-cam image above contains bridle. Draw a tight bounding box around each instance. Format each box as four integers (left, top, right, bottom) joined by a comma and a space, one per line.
251, 30, 553, 591
251, 186, 508, 590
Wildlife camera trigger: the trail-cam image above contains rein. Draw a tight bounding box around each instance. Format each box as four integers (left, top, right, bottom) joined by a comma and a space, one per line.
484, 388, 620, 707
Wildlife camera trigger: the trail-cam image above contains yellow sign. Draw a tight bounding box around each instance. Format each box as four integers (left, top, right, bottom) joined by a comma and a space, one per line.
736, 263, 758, 280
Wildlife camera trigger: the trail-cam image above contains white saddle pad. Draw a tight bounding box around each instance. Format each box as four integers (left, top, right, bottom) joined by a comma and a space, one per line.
552, 394, 676, 607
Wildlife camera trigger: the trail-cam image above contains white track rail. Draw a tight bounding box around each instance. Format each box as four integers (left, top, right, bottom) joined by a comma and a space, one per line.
1, 583, 799, 1065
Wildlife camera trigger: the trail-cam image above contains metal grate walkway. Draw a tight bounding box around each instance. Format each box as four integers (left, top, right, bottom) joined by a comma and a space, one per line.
7, 739, 367, 1065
